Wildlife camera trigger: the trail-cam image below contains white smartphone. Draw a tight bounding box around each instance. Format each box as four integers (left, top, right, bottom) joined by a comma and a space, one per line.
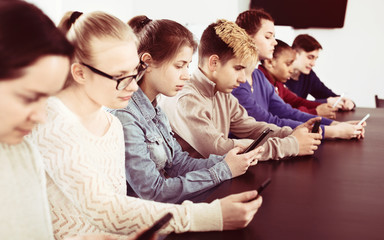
357, 113, 370, 126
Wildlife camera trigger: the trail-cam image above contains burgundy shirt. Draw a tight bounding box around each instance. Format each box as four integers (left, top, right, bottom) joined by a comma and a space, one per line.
258, 65, 320, 115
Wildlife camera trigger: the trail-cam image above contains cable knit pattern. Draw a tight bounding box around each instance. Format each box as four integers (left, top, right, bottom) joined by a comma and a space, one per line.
28, 97, 222, 240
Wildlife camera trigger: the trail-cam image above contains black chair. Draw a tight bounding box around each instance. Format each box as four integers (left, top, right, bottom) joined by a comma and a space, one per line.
375, 95, 384, 108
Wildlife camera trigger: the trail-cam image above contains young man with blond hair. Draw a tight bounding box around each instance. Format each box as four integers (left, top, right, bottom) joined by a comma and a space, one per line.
160, 19, 322, 160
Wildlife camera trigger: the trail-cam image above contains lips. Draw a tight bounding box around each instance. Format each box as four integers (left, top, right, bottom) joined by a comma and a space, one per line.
17, 128, 32, 136
119, 95, 132, 101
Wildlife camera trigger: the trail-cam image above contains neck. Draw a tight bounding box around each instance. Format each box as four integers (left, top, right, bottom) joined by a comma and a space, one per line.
291, 69, 301, 80
56, 85, 104, 125
198, 65, 219, 93
139, 78, 158, 103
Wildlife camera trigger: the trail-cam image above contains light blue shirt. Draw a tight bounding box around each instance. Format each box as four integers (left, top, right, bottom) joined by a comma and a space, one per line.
109, 88, 231, 204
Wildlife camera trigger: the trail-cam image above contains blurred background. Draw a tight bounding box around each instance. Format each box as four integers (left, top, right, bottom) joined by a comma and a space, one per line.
27, 0, 384, 107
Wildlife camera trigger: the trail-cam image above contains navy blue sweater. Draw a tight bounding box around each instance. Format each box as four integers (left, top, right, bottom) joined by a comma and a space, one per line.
285, 70, 337, 103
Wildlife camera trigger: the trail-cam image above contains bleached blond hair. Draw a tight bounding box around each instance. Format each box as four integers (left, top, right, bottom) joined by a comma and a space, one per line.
214, 19, 258, 66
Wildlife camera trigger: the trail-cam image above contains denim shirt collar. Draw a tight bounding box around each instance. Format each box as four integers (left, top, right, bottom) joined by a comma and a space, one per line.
131, 87, 160, 122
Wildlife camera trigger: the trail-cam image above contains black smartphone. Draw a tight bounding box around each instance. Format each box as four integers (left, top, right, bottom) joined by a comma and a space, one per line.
136, 212, 173, 240
248, 177, 272, 202
244, 128, 273, 153
311, 120, 321, 133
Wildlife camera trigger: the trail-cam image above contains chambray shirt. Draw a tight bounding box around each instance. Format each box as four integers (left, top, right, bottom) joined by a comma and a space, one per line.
110, 88, 231, 204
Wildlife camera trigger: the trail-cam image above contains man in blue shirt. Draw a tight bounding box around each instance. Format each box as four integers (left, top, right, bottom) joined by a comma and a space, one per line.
233, 10, 363, 140
286, 34, 355, 110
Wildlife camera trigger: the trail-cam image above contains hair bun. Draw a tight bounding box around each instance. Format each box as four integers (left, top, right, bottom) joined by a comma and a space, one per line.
68, 11, 83, 29
140, 16, 152, 27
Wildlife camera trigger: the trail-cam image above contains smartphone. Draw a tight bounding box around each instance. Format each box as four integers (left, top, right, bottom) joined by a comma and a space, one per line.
136, 212, 173, 240
244, 128, 273, 153
357, 113, 370, 126
311, 120, 321, 133
248, 177, 272, 202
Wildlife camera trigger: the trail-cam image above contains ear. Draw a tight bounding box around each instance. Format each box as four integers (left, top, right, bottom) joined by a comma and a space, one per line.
264, 59, 274, 70
207, 55, 220, 72
71, 63, 87, 85
141, 53, 153, 72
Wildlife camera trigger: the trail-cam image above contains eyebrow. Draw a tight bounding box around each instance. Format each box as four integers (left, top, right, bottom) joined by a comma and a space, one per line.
22, 89, 54, 98
234, 64, 246, 69
176, 60, 191, 64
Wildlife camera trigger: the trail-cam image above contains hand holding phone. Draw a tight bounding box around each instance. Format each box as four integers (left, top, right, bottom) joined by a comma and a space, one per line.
136, 213, 173, 240
311, 120, 321, 133
244, 128, 273, 153
357, 113, 370, 126
332, 93, 345, 108
248, 177, 272, 202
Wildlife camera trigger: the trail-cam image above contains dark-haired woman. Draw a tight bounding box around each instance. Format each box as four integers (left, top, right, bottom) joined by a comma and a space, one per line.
0, 0, 72, 239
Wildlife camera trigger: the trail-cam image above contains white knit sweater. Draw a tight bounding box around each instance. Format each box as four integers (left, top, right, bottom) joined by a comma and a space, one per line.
0, 140, 54, 240
29, 97, 222, 239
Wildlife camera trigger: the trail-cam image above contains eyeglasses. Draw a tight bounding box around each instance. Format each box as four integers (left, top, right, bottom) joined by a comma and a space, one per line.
81, 61, 148, 90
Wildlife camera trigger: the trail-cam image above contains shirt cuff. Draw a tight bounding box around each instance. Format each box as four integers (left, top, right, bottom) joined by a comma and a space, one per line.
187, 199, 223, 231
208, 160, 232, 183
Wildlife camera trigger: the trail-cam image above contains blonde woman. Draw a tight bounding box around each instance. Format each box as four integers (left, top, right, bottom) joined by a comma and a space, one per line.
29, 11, 263, 240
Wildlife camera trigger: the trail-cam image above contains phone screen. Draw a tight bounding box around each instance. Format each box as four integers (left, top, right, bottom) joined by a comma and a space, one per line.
244, 128, 273, 153
248, 177, 272, 202
311, 120, 321, 133
136, 213, 173, 240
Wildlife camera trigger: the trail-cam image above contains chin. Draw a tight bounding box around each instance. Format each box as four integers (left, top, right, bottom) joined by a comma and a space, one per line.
303, 68, 312, 74
107, 102, 129, 110
0, 135, 24, 145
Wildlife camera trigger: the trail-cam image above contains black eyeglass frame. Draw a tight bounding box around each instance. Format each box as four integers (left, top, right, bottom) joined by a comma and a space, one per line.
81, 61, 148, 90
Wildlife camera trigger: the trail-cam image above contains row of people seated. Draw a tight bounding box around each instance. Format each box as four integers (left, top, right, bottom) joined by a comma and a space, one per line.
1, 1, 366, 240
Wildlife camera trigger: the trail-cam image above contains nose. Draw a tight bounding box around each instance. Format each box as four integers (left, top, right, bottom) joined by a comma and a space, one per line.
124, 79, 139, 92
288, 65, 294, 74
272, 37, 278, 46
238, 71, 246, 83
29, 99, 47, 124
181, 68, 190, 81
309, 60, 316, 67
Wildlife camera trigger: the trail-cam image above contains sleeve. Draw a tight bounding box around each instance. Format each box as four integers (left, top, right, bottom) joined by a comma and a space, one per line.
280, 85, 321, 111
30, 118, 223, 236
232, 83, 304, 129
308, 71, 338, 100
268, 86, 333, 125
174, 92, 298, 160
171, 93, 244, 157
113, 109, 232, 204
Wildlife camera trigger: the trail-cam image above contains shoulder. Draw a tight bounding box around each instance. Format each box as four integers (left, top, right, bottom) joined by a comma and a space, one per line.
0, 139, 44, 174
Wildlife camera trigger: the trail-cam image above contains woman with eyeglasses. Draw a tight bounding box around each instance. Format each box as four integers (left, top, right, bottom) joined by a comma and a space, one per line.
28, 11, 263, 240
110, 15, 264, 205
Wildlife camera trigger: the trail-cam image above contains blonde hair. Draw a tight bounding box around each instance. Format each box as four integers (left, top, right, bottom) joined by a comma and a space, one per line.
58, 11, 137, 87
214, 19, 258, 67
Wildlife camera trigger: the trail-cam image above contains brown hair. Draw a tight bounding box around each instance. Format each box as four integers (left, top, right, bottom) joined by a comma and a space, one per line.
58, 11, 137, 88
0, 0, 73, 80
292, 34, 322, 52
236, 9, 274, 36
129, 15, 197, 65
273, 39, 292, 59
198, 19, 258, 66
127, 15, 152, 35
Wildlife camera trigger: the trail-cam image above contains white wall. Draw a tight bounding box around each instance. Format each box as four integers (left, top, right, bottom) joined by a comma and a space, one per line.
275, 0, 384, 108
28, 0, 384, 107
